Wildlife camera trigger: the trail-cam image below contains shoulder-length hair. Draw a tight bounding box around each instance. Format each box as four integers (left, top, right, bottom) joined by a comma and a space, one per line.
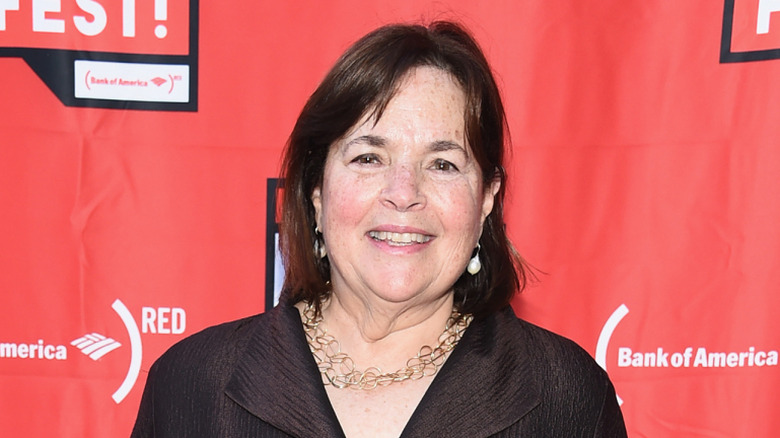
279, 21, 527, 318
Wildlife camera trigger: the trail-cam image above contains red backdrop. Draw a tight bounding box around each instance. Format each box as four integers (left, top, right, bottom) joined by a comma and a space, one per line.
1, 1, 778, 436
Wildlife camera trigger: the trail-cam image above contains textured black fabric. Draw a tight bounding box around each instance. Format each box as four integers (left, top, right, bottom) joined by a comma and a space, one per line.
131, 305, 627, 437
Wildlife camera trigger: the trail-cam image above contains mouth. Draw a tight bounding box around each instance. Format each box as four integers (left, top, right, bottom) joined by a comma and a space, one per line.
368, 230, 432, 246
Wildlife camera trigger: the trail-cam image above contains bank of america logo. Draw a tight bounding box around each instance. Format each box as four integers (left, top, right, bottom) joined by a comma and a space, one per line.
151, 77, 168, 87
71, 333, 122, 361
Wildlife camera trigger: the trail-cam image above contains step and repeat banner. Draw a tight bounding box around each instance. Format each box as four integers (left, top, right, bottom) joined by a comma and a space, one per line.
1, 1, 778, 436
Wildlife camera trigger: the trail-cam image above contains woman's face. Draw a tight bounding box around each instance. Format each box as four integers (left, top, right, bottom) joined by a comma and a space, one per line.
311, 66, 499, 308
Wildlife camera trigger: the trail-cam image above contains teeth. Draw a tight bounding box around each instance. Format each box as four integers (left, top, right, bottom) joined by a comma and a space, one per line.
369, 231, 431, 245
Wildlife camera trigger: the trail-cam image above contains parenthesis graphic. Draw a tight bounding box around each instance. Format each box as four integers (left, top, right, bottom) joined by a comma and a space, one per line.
85, 70, 91, 90
111, 299, 142, 404
168, 74, 174, 94
596, 304, 628, 405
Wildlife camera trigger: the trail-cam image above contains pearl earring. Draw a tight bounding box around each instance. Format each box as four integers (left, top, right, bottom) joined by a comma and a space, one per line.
314, 227, 327, 259
467, 244, 481, 275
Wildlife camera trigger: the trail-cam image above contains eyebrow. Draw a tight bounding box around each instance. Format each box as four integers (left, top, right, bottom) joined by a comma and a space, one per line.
345, 136, 466, 155
345, 135, 387, 148
429, 140, 466, 154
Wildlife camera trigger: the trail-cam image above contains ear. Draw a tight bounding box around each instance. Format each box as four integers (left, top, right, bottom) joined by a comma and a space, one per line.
311, 186, 323, 230
480, 175, 501, 225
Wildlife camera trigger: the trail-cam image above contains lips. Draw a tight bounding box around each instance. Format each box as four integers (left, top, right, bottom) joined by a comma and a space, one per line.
368, 230, 432, 246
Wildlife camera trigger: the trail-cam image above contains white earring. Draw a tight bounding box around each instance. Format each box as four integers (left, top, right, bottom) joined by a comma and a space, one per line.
314, 227, 327, 259
467, 244, 481, 275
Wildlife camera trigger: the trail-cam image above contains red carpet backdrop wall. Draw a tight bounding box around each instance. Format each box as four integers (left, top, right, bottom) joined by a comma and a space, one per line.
1, 1, 779, 436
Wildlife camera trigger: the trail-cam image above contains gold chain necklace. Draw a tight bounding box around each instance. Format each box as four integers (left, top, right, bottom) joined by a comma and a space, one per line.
302, 301, 473, 390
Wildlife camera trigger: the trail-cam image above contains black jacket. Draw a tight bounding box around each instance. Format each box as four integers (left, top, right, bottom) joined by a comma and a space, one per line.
131, 304, 627, 437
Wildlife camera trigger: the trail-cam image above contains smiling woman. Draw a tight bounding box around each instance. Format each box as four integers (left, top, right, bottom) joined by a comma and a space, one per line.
281, 23, 522, 323
131, 21, 627, 438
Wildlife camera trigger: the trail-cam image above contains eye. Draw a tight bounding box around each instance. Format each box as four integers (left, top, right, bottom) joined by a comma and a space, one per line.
351, 154, 381, 165
432, 159, 459, 172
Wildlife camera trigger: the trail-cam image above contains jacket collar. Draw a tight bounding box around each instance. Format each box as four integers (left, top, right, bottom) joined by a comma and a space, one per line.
400, 307, 542, 437
225, 305, 345, 437
225, 305, 540, 438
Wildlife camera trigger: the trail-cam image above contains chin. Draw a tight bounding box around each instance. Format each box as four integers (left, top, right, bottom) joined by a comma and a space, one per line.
370, 283, 447, 306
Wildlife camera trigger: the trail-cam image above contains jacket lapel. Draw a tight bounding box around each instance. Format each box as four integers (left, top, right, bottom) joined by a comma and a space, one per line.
224, 305, 539, 438
400, 307, 542, 438
224, 305, 345, 438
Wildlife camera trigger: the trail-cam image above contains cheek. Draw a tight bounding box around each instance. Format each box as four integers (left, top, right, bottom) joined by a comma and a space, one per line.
321, 173, 376, 231
431, 181, 484, 231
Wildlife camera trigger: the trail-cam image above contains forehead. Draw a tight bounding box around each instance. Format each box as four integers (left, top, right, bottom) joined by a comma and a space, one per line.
392, 66, 465, 105
344, 66, 468, 141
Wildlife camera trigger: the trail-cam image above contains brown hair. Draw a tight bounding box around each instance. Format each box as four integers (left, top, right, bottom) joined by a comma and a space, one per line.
279, 21, 527, 318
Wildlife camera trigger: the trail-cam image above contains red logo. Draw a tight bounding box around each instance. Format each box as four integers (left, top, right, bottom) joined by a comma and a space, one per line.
151, 77, 168, 87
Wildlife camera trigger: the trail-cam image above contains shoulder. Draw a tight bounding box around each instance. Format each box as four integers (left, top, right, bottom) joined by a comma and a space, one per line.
493, 307, 607, 378
489, 308, 617, 408
479, 308, 626, 435
153, 314, 256, 370
416, 307, 625, 436
131, 306, 307, 436
144, 307, 283, 394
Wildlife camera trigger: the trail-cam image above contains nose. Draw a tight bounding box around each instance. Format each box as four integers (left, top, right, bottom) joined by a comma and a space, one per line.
380, 164, 426, 211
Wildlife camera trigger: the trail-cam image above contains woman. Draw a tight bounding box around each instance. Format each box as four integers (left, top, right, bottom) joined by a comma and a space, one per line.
132, 22, 627, 437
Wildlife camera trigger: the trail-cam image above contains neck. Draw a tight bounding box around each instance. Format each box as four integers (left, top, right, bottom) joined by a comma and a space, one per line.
315, 292, 455, 371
